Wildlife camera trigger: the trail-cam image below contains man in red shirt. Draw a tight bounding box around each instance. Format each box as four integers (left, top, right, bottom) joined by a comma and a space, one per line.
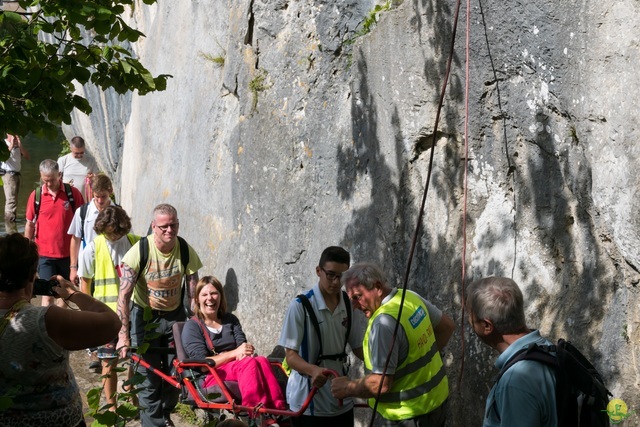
25, 159, 84, 306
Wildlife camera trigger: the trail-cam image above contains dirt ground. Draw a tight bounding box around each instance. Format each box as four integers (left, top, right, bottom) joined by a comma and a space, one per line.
70, 350, 196, 427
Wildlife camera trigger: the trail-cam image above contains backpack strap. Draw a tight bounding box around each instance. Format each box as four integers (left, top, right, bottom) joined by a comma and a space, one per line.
490, 344, 558, 422
33, 183, 76, 230
342, 290, 351, 353
177, 236, 190, 271
63, 183, 76, 211
34, 185, 42, 223
138, 236, 149, 277
79, 202, 90, 245
496, 343, 558, 385
296, 290, 351, 365
297, 294, 323, 364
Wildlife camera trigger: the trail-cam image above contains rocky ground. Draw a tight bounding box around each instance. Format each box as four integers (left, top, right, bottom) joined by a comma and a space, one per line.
70, 350, 197, 426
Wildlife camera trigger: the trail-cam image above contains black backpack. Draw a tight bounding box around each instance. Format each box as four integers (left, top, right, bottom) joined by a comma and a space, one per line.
496, 339, 611, 427
296, 291, 352, 365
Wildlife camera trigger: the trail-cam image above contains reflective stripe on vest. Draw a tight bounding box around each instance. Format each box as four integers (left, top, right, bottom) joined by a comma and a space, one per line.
93, 234, 132, 311
363, 290, 448, 421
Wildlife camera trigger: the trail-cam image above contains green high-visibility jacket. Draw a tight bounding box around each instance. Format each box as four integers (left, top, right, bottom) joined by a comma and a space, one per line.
363, 290, 448, 421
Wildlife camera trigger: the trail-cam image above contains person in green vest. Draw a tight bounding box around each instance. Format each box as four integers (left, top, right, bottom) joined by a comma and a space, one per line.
331, 262, 455, 427
80, 205, 140, 410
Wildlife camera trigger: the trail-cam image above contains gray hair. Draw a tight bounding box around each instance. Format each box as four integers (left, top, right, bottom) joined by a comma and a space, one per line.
466, 277, 527, 335
341, 262, 388, 290
153, 203, 178, 220
70, 136, 85, 148
39, 159, 59, 175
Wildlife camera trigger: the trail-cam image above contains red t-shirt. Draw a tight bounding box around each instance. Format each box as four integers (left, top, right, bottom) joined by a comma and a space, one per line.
26, 183, 84, 258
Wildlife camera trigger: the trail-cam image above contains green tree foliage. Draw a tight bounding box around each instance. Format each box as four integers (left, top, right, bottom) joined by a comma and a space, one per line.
0, 0, 171, 142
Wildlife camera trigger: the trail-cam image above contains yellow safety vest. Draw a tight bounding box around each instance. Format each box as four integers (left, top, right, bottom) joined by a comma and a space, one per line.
363, 290, 448, 420
93, 234, 139, 311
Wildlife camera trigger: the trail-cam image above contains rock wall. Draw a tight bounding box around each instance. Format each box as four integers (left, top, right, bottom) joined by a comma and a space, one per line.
66, 0, 640, 425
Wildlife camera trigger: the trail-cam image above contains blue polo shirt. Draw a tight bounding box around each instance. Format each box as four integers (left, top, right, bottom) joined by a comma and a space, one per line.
484, 330, 557, 427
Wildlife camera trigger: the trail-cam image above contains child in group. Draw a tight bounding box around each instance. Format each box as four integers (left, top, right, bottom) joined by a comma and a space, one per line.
80, 205, 140, 409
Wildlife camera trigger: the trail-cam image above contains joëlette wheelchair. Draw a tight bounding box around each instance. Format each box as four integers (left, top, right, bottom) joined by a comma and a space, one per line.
129, 321, 342, 426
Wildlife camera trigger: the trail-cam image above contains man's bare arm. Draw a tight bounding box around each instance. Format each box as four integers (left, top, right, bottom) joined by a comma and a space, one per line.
353, 346, 364, 361
187, 272, 199, 309
331, 373, 394, 399
69, 236, 81, 283
285, 348, 330, 388
115, 263, 137, 357
19, 140, 30, 160
24, 221, 35, 240
434, 312, 455, 351
80, 277, 92, 295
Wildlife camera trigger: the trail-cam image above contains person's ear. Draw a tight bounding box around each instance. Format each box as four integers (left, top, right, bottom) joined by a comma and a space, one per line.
479, 318, 495, 336
315, 266, 322, 278
374, 281, 385, 295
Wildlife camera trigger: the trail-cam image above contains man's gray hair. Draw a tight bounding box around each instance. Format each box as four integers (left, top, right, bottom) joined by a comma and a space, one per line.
466, 277, 526, 335
153, 203, 178, 219
70, 136, 85, 148
39, 159, 59, 175
341, 262, 388, 290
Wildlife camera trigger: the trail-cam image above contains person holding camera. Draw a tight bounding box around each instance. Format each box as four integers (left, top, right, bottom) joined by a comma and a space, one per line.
0, 233, 122, 427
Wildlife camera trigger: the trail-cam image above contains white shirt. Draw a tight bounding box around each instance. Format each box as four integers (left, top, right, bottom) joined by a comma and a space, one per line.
57, 152, 99, 195
1, 138, 21, 172
81, 234, 134, 279
67, 199, 112, 276
278, 283, 366, 416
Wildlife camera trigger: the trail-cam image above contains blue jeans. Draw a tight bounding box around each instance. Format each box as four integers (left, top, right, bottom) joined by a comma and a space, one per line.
131, 304, 186, 427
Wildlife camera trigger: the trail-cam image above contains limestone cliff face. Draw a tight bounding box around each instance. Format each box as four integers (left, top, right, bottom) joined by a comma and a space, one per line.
67, 0, 640, 424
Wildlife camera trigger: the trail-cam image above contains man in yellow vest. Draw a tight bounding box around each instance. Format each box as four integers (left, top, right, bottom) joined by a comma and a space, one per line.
331, 262, 455, 426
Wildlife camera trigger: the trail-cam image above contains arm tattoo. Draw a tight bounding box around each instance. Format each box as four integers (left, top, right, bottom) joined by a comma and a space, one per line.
117, 264, 138, 336
187, 272, 199, 304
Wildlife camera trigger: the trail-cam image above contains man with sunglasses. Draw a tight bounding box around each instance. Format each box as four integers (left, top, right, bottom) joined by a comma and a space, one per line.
115, 203, 202, 427
279, 246, 366, 427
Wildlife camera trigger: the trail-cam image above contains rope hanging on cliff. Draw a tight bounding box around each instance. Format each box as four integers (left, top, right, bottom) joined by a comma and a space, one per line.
458, 0, 472, 392
366, 0, 466, 424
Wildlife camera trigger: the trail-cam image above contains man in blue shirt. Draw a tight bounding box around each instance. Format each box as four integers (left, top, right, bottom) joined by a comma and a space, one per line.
466, 277, 557, 427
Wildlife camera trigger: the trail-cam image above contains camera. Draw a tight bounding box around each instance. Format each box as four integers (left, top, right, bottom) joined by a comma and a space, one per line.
33, 278, 59, 297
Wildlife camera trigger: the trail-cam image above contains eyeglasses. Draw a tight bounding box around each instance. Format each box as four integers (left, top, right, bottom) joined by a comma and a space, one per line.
155, 222, 179, 232
320, 267, 342, 282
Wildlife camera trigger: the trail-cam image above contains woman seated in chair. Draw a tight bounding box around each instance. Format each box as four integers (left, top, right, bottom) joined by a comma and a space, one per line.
181, 276, 286, 410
